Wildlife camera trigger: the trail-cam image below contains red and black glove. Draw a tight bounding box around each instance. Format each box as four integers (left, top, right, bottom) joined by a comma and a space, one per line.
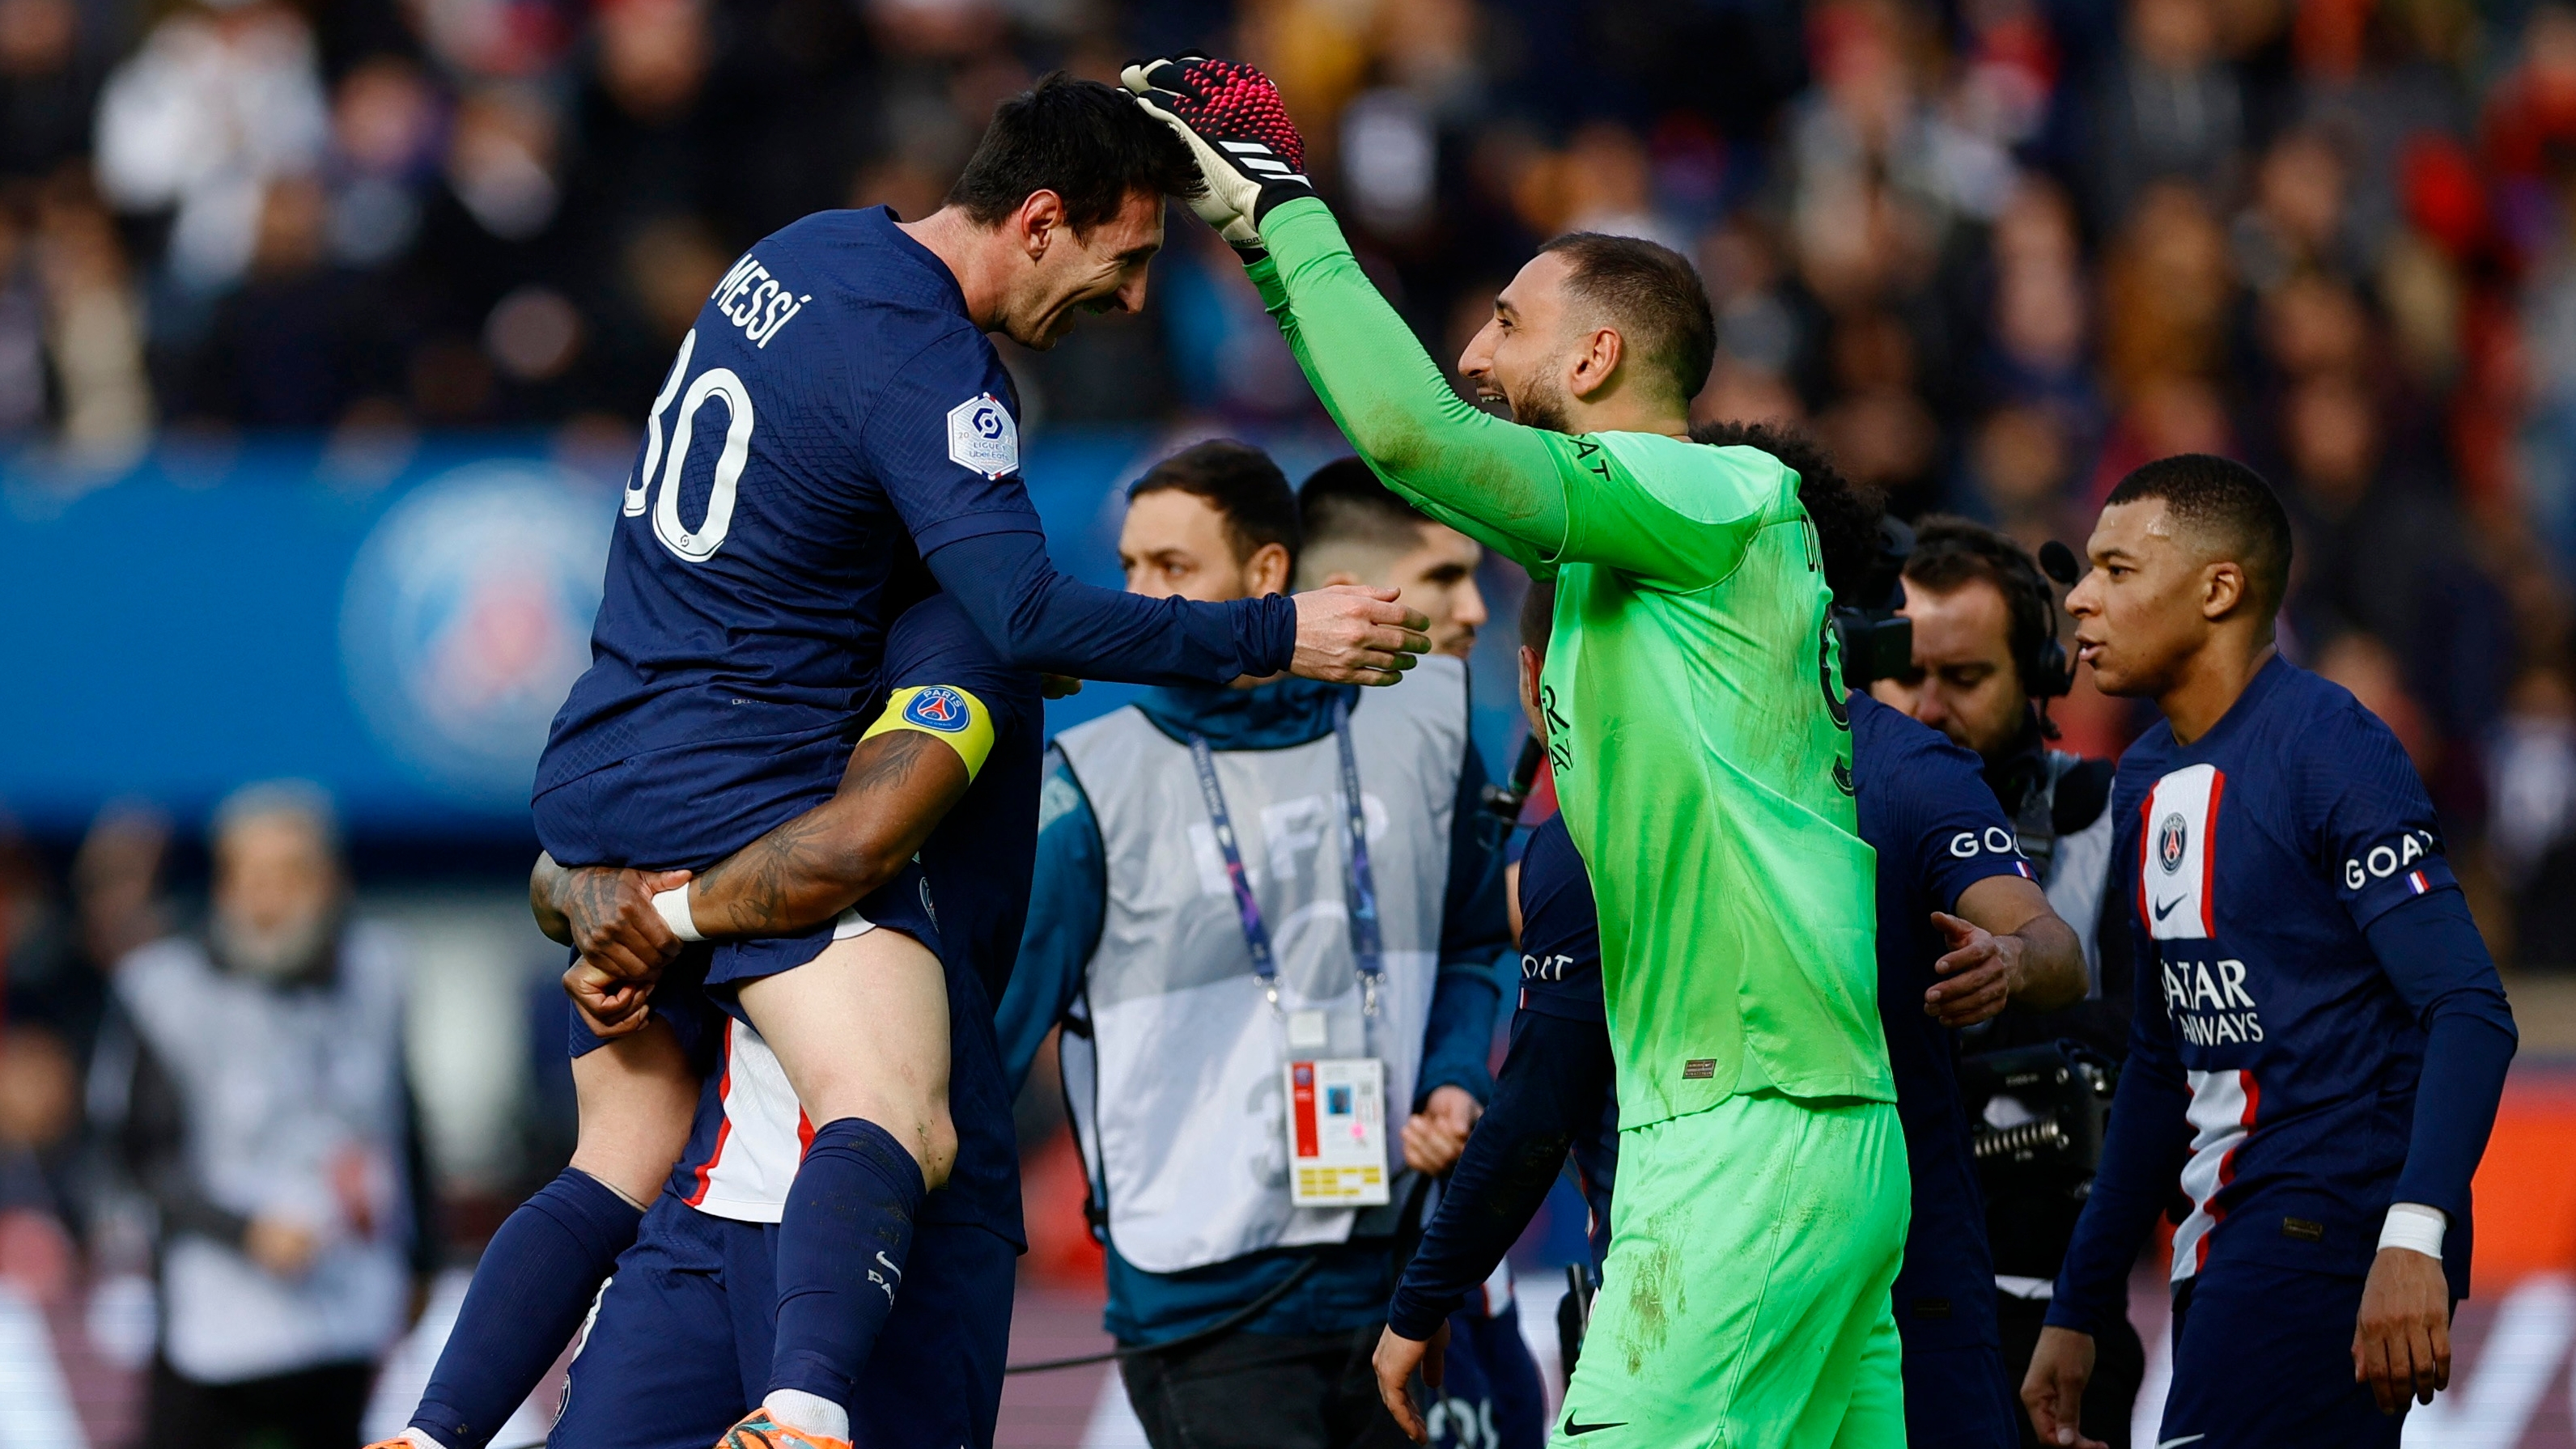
1121, 55, 1313, 252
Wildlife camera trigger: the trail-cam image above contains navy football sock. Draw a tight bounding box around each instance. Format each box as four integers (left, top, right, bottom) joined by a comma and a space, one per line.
766, 1116, 927, 1415
411, 1168, 642, 1449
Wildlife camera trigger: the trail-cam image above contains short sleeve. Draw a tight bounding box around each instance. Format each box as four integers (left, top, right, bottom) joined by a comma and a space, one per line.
1514, 817, 1606, 1023
859, 323, 1044, 555
1557, 436, 1782, 590
2302, 701, 2457, 929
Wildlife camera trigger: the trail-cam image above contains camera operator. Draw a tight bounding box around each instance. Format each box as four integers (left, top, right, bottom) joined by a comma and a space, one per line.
1869, 516, 2146, 1448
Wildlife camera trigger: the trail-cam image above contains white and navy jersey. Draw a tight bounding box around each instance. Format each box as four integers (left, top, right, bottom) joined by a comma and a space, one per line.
533, 206, 1038, 866
667, 595, 1044, 1244
2105, 657, 2457, 1288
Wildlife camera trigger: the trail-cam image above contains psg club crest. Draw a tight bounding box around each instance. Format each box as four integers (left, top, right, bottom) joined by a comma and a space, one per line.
2158, 812, 2188, 874
945, 393, 1019, 479
904, 685, 971, 733
341, 462, 608, 803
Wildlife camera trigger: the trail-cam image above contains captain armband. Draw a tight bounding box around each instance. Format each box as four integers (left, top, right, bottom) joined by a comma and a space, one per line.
863, 684, 995, 781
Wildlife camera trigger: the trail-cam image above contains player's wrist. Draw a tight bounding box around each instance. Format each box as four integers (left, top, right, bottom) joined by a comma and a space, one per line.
2378, 1201, 2447, 1260
652, 884, 704, 943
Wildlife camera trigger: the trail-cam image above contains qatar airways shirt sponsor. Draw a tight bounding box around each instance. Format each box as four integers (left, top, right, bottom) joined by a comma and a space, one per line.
2111, 657, 2459, 1280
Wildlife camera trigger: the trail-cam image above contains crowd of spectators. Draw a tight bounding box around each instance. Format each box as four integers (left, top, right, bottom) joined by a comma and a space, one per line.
1, 0, 2574, 954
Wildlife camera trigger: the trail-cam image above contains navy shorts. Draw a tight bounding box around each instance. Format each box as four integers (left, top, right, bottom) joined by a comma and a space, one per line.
550, 1193, 1016, 1449
563, 863, 941, 1061
2157, 1260, 2408, 1449
1896, 1341, 2019, 1449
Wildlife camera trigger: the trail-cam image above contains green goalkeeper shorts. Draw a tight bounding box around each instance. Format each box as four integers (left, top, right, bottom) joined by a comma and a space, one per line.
1552, 1090, 1909, 1449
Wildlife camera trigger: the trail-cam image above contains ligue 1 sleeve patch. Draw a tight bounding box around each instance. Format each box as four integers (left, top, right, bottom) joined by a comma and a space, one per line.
946, 393, 1019, 478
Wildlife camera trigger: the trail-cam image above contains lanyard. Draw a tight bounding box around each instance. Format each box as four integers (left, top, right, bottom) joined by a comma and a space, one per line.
1186, 697, 1384, 1015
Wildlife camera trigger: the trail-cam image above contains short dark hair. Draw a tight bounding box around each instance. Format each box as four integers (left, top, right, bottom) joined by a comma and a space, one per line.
1521, 576, 1556, 655
1128, 439, 1301, 566
1538, 232, 1717, 404
948, 73, 1202, 234
2104, 453, 2294, 623
1902, 516, 2060, 692
1690, 420, 1884, 604
1298, 457, 1430, 554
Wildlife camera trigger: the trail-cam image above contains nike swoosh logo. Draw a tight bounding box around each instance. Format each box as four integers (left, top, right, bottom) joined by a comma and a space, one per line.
2157, 1435, 2207, 1448
2152, 896, 2185, 921
1563, 1421, 1627, 1437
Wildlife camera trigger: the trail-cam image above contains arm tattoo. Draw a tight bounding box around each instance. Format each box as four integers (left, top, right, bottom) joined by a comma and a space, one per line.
696, 731, 956, 934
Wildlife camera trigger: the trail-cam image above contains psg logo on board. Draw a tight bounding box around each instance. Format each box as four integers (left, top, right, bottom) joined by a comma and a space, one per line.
2158, 812, 2188, 874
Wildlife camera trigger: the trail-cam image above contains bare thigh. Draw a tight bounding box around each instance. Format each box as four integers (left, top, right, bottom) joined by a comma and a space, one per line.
567, 1017, 701, 1207
735, 926, 954, 1185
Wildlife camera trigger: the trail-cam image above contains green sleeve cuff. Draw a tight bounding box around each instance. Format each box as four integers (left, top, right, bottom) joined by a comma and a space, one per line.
1255, 194, 1347, 276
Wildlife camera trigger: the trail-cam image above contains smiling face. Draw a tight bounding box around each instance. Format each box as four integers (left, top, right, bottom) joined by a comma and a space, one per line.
1456, 251, 1583, 433
1003, 188, 1165, 350
2064, 498, 2246, 698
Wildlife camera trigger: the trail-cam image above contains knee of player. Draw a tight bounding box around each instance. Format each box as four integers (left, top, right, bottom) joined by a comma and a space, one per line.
914, 1106, 958, 1191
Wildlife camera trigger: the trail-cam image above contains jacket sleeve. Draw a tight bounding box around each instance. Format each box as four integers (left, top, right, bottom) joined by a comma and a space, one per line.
996, 749, 1108, 1100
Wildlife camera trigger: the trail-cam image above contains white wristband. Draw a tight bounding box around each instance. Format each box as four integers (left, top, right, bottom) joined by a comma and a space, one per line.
2378, 1202, 2447, 1260
651, 886, 703, 943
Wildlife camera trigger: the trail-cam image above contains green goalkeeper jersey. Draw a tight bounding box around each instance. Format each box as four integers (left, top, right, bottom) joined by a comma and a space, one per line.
1252, 197, 1891, 1124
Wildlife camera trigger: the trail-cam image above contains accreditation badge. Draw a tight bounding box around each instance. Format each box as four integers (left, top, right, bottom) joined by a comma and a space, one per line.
1284, 1057, 1390, 1207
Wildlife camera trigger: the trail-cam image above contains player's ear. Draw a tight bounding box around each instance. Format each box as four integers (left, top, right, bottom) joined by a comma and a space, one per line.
1016, 189, 1067, 260
1566, 326, 1623, 401
2201, 559, 2247, 622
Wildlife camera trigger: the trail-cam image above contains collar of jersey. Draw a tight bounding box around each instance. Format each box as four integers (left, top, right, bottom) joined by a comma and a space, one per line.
1138, 676, 1361, 752
866, 205, 972, 319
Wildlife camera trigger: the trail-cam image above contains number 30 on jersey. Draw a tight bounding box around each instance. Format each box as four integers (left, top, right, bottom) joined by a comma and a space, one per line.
624, 328, 753, 563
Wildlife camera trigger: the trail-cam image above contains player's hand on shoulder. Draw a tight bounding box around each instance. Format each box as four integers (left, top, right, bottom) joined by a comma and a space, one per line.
554, 866, 693, 980
2020, 1325, 2105, 1449
1372, 1320, 1448, 1443
2353, 1247, 2451, 1413
1925, 910, 2019, 1027
1040, 674, 1084, 700
1291, 584, 1430, 686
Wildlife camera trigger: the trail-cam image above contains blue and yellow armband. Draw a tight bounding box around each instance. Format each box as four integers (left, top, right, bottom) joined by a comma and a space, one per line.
863, 684, 995, 781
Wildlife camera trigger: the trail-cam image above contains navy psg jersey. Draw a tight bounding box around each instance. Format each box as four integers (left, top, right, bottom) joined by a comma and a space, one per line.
537, 206, 1041, 814
2108, 655, 2458, 1285
668, 593, 1043, 1243
1512, 694, 2033, 1345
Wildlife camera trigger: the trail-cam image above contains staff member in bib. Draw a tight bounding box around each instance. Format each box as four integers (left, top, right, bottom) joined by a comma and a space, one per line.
997, 441, 1508, 1449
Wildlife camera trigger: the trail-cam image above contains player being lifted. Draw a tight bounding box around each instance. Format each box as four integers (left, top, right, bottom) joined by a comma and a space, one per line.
1125, 56, 1904, 1448
376, 76, 1428, 1449
2022, 457, 2517, 1449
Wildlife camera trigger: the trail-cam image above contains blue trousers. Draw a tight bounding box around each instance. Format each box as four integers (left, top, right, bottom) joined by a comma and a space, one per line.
550, 1193, 1015, 1449
2158, 1260, 2405, 1449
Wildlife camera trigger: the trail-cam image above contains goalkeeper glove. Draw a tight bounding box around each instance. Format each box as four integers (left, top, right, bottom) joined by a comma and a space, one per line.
1120, 55, 1313, 253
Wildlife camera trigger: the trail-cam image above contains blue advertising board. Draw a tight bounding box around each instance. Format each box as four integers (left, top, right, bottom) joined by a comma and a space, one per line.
4, 433, 1527, 840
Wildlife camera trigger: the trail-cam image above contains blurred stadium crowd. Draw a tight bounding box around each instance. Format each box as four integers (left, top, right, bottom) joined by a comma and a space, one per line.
0, 0, 2570, 950
4, 0, 2576, 1436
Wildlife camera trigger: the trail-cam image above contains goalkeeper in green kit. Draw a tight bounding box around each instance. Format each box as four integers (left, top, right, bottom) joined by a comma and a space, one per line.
1124, 57, 1907, 1449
